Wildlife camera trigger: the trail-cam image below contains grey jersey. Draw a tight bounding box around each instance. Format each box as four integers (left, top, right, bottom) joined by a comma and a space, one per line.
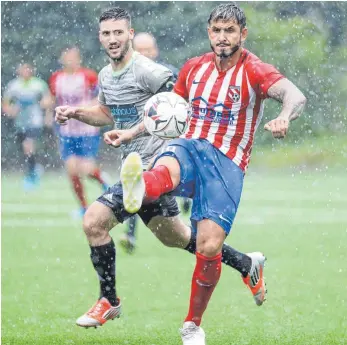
98, 52, 173, 166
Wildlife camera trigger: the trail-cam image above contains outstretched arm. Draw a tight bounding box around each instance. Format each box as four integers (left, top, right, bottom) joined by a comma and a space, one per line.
55, 104, 114, 127
264, 78, 307, 138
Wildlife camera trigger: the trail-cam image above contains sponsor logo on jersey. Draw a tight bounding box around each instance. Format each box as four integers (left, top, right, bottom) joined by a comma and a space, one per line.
190, 96, 236, 125
110, 104, 139, 122
192, 80, 205, 85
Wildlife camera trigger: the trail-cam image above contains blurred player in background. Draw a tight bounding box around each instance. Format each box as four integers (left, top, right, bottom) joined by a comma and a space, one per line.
49, 47, 109, 217
55, 7, 266, 330
2, 63, 52, 190
120, 3, 307, 344
118, 32, 191, 253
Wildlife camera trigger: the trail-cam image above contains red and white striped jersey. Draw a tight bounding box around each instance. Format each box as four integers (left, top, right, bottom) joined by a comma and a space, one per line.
174, 49, 284, 171
49, 68, 100, 137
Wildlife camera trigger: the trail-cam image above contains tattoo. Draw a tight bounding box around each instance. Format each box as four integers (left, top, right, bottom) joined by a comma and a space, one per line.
267, 78, 306, 121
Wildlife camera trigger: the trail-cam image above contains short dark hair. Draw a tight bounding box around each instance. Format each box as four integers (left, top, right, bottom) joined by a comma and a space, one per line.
208, 3, 246, 29
99, 7, 131, 27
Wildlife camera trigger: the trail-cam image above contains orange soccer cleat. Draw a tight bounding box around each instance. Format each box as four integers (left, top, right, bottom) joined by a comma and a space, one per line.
242, 252, 267, 306
76, 297, 121, 328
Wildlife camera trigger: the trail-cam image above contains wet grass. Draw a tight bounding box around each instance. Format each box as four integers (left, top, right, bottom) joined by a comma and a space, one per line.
2, 170, 347, 345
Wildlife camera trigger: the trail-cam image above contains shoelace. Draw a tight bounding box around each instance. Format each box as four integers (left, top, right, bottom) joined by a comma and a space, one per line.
180, 326, 198, 339
87, 302, 104, 317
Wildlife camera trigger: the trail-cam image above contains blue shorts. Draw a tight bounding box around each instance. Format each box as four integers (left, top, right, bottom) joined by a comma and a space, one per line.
154, 138, 244, 235
59, 135, 100, 161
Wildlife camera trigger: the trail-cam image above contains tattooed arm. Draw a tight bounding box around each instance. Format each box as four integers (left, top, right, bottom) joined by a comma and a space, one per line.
264, 78, 307, 138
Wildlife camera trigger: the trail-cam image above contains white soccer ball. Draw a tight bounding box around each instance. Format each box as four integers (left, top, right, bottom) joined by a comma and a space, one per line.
143, 92, 190, 140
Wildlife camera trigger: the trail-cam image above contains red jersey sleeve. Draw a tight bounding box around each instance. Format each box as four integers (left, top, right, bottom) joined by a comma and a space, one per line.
48, 72, 59, 96
83, 68, 98, 89
82, 68, 99, 97
246, 59, 285, 99
174, 57, 200, 99
174, 63, 190, 99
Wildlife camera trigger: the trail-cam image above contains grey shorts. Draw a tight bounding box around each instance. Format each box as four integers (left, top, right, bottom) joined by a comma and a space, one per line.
97, 181, 180, 225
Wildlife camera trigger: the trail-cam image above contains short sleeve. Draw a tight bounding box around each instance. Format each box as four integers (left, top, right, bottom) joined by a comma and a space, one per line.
48, 72, 59, 96
84, 68, 99, 97
136, 57, 173, 94
247, 61, 285, 99
3, 80, 15, 101
173, 57, 198, 99
38, 79, 49, 94
97, 71, 106, 105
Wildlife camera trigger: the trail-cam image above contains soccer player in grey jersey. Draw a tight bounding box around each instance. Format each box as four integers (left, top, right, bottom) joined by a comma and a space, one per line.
119, 32, 192, 253
55, 7, 266, 328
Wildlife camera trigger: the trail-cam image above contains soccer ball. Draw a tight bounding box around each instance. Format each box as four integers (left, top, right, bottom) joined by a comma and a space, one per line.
143, 92, 190, 140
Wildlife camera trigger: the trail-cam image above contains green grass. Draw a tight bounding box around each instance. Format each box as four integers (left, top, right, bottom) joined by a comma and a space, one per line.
2, 171, 347, 345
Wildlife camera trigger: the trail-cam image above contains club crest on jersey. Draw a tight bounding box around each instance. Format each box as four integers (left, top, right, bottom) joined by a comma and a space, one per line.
228, 85, 241, 102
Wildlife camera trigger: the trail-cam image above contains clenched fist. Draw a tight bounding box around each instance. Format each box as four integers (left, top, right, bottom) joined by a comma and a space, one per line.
55, 106, 77, 126
264, 117, 289, 139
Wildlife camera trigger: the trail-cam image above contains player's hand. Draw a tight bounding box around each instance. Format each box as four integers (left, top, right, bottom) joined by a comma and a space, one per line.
55, 106, 77, 126
103, 129, 134, 147
264, 116, 289, 139
3, 104, 20, 118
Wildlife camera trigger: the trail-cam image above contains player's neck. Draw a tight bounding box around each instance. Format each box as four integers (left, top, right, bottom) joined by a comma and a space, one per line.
110, 47, 135, 72
215, 48, 243, 72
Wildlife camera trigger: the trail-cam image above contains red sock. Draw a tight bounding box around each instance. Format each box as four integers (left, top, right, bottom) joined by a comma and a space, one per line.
71, 175, 87, 209
185, 252, 222, 326
143, 165, 173, 202
88, 168, 105, 185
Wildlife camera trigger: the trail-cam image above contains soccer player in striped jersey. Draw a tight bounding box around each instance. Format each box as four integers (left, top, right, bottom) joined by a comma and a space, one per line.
119, 3, 307, 344
49, 47, 110, 217
55, 7, 267, 331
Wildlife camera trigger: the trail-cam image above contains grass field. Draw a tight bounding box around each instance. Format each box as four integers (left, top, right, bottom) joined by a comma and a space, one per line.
2, 170, 347, 345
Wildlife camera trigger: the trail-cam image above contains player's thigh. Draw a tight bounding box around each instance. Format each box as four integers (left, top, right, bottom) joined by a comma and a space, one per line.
152, 138, 196, 198
147, 214, 190, 248
97, 181, 139, 225
65, 155, 81, 176
78, 157, 98, 175
192, 143, 244, 236
22, 137, 35, 155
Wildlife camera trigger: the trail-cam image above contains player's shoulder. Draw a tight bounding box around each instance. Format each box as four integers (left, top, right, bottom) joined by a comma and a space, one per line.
243, 49, 275, 71
7, 78, 20, 88
134, 53, 172, 84
79, 67, 98, 78
49, 69, 64, 82
31, 77, 48, 88
98, 64, 113, 81
181, 52, 214, 72
134, 53, 171, 74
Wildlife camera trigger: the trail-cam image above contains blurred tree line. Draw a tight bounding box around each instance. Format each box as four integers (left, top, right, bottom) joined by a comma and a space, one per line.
1, 1, 346, 170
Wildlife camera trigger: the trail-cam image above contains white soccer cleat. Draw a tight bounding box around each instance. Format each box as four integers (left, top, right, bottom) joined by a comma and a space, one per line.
76, 297, 121, 328
242, 252, 267, 306
120, 152, 145, 213
180, 321, 206, 345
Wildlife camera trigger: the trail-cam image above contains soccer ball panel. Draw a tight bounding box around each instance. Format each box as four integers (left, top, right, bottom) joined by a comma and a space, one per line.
144, 92, 189, 140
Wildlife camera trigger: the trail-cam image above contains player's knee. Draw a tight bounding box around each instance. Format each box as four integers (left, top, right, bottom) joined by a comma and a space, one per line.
197, 238, 222, 257
83, 209, 107, 240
